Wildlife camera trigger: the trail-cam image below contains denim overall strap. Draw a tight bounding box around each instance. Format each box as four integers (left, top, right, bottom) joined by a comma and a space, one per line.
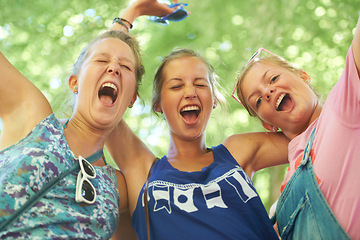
273, 127, 350, 240
299, 126, 316, 166
270, 127, 316, 225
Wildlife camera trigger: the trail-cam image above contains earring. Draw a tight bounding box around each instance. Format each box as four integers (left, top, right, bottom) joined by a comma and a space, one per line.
73, 86, 78, 93
272, 126, 278, 132
128, 101, 133, 108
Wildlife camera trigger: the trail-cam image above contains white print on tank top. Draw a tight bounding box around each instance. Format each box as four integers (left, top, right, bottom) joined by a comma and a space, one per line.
143, 166, 258, 214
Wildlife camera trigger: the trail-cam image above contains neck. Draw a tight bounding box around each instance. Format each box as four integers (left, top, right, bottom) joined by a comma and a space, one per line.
285, 100, 323, 140
166, 133, 212, 171
64, 117, 111, 159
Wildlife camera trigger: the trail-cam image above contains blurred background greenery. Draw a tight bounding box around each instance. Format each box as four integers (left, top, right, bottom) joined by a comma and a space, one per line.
1, 0, 358, 211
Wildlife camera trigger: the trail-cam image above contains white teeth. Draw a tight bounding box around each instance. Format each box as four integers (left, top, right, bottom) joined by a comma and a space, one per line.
181, 105, 199, 112
276, 93, 286, 109
101, 82, 118, 92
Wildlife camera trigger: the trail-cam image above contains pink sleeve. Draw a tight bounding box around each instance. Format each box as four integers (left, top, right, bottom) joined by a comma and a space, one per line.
327, 45, 360, 127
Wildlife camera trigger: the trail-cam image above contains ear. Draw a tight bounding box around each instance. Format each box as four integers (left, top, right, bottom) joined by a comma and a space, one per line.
68, 75, 78, 92
298, 69, 311, 85
262, 122, 278, 132
212, 98, 218, 109
129, 94, 137, 108
154, 103, 162, 113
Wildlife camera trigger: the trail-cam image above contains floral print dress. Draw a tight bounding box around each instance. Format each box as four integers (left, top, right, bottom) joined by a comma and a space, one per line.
0, 114, 119, 239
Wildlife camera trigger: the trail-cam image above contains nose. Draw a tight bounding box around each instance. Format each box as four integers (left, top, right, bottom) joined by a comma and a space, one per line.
107, 63, 120, 76
264, 86, 275, 101
184, 85, 197, 99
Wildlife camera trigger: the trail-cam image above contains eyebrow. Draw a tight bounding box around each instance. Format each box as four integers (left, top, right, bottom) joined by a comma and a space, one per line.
93, 52, 110, 58
94, 52, 134, 64
166, 77, 208, 83
167, 78, 183, 82
164, 78, 182, 86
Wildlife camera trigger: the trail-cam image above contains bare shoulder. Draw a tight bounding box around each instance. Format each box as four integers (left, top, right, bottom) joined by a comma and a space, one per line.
223, 132, 289, 174
223, 131, 288, 151
223, 132, 266, 165
223, 132, 268, 151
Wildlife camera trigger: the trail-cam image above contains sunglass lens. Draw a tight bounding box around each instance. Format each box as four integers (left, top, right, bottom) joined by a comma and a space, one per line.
167, 9, 188, 21
82, 159, 96, 177
248, 50, 260, 63
81, 180, 95, 201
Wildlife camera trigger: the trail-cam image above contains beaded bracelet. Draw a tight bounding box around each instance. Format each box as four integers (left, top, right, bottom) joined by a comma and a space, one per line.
119, 18, 133, 29
113, 17, 133, 29
112, 18, 129, 32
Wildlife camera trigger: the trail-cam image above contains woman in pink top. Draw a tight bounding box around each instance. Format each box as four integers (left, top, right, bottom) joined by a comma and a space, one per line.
234, 14, 360, 239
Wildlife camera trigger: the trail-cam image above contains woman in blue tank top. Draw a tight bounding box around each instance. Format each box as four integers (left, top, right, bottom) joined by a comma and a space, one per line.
107, 48, 290, 239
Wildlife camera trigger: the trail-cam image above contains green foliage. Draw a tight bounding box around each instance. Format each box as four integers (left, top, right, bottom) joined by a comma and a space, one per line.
1, 0, 358, 211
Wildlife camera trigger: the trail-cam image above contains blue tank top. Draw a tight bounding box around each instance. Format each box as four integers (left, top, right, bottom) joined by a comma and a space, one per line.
132, 144, 278, 240
0, 114, 119, 239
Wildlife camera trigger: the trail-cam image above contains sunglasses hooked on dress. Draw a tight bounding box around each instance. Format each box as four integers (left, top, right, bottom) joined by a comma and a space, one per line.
76, 156, 97, 204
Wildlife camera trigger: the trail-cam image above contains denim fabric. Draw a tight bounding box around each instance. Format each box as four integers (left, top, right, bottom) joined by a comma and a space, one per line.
274, 128, 350, 240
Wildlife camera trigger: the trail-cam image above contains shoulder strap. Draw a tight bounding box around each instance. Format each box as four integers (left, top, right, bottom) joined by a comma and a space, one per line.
271, 126, 316, 225
144, 157, 160, 240
300, 126, 316, 166
0, 149, 103, 232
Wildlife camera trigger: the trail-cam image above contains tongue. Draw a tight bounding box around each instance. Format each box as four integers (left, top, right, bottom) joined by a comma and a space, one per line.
99, 95, 113, 106
278, 95, 292, 111
182, 111, 198, 124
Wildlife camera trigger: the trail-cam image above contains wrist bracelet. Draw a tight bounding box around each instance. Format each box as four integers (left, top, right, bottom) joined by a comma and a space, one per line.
112, 17, 129, 32
112, 17, 133, 30
120, 18, 133, 29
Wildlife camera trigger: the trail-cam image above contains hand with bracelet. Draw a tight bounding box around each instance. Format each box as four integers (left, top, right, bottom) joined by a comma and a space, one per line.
111, 0, 180, 32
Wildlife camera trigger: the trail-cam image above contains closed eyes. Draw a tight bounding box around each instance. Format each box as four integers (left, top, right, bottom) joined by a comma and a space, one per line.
95, 59, 132, 71
170, 85, 183, 89
121, 64, 131, 71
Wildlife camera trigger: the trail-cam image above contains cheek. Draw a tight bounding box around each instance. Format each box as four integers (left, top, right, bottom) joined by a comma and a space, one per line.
205, 97, 215, 111
122, 75, 137, 93
257, 108, 274, 123
200, 88, 214, 103
159, 92, 174, 112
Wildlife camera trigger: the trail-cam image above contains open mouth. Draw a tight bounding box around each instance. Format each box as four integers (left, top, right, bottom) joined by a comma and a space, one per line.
180, 105, 200, 123
98, 82, 118, 105
276, 93, 292, 111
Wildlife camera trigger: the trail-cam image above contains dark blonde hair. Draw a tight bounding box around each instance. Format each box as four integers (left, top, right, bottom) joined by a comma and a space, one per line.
236, 56, 299, 119
72, 30, 145, 96
152, 48, 225, 114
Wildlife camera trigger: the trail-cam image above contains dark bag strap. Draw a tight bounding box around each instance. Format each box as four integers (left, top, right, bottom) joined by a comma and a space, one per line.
143, 157, 160, 240
0, 149, 104, 231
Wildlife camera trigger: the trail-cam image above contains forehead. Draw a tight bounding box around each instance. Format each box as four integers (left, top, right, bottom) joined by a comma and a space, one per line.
163, 56, 209, 78
88, 37, 136, 62
244, 61, 284, 81
241, 62, 278, 94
